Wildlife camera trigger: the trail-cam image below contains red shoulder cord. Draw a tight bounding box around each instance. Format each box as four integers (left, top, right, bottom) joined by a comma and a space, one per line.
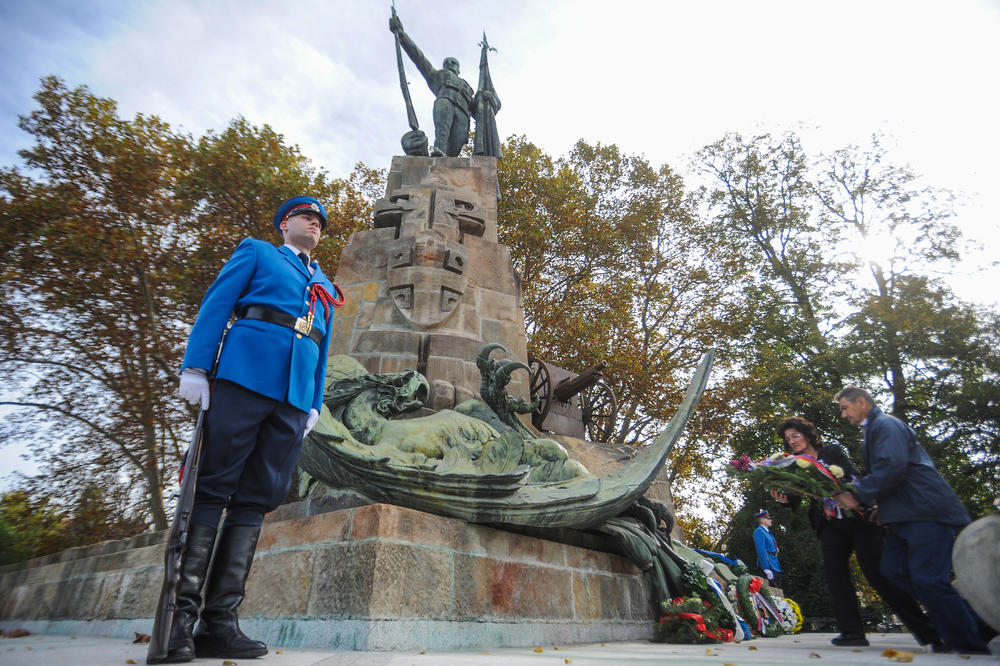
305, 283, 345, 331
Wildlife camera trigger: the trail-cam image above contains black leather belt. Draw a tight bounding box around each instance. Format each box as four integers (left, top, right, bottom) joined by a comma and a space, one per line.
241, 306, 323, 345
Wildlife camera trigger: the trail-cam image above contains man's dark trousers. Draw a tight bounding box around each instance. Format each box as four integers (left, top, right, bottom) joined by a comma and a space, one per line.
882, 521, 984, 651
820, 517, 937, 642
192, 379, 307, 528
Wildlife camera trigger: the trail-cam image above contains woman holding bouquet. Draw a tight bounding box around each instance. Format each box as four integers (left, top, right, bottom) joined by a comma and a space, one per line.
770, 417, 941, 650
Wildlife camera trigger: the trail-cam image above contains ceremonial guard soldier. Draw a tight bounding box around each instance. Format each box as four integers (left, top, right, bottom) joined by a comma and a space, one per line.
162, 196, 340, 662
752, 509, 783, 589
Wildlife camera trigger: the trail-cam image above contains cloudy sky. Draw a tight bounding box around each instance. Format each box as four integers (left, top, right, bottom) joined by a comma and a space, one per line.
1, 0, 998, 484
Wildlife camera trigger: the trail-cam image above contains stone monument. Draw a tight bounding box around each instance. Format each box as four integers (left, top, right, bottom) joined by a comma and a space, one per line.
329, 155, 526, 412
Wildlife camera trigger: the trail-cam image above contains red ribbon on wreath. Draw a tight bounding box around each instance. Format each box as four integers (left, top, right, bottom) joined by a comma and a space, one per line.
748, 577, 763, 593
671, 612, 734, 642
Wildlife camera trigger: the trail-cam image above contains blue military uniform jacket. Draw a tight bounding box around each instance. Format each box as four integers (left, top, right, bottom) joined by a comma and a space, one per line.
753, 525, 781, 572
181, 238, 335, 414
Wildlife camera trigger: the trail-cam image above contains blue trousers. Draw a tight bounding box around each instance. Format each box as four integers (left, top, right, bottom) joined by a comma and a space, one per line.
191, 379, 307, 529
882, 521, 987, 652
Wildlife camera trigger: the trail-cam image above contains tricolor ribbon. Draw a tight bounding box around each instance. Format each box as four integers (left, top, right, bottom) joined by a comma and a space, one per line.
792, 454, 864, 517
792, 454, 840, 484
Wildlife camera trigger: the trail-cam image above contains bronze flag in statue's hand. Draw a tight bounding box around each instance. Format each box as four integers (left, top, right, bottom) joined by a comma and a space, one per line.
473, 31, 502, 158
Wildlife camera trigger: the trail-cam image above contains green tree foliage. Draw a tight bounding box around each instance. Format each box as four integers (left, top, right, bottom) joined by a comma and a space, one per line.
0, 77, 382, 534
697, 130, 1000, 619
0, 490, 66, 564
0, 485, 145, 564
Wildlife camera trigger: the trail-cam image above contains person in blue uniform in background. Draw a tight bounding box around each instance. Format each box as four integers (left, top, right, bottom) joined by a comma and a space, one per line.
752, 509, 783, 589
165, 196, 339, 663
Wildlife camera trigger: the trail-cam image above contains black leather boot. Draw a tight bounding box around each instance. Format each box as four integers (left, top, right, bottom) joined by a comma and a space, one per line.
160, 524, 217, 663
194, 525, 267, 659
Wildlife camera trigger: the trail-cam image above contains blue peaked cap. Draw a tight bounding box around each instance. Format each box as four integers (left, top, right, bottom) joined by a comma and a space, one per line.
274, 196, 327, 230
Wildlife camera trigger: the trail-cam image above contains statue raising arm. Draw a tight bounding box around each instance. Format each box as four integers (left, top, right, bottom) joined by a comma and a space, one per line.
388, 8, 475, 157
389, 12, 442, 96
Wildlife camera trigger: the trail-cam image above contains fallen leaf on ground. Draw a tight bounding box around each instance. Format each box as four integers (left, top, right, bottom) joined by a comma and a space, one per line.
723, 662, 738, 666
564, 660, 572, 664
1, 629, 31, 638
748, 645, 758, 650
126, 660, 135, 664
419, 650, 426, 654
222, 661, 237, 665
534, 647, 543, 653
881, 648, 914, 662
809, 651, 822, 658
132, 633, 150, 644
276, 649, 283, 653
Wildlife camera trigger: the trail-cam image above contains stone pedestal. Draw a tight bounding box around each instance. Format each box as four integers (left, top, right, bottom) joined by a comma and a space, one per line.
0, 504, 654, 649
331, 155, 530, 411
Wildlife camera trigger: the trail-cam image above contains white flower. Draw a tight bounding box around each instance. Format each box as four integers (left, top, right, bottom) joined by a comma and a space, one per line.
828, 464, 844, 479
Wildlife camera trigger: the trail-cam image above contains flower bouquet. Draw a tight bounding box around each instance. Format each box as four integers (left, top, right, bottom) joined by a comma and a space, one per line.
728, 453, 858, 518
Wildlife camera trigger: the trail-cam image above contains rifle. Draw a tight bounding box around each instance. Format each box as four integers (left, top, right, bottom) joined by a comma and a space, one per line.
147, 335, 225, 664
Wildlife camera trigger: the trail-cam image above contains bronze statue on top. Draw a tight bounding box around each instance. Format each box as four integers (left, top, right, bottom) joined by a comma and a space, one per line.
389, 7, 501, 158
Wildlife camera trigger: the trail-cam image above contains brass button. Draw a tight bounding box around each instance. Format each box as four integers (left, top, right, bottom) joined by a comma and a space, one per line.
296, 333, 302, 339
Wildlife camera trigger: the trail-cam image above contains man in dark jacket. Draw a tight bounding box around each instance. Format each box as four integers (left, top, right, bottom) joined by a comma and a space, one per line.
834, 387, 989, 655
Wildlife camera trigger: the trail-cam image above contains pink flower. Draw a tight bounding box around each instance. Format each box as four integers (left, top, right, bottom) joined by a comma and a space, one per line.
730, 456, 753, 471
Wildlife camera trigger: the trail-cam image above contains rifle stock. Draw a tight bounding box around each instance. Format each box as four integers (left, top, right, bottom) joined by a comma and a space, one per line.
146, 407, 207, 664
147, 334, 224, 664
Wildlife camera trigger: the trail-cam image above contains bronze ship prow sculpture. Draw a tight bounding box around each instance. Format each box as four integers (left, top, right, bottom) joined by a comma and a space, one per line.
299, 348, 713, 528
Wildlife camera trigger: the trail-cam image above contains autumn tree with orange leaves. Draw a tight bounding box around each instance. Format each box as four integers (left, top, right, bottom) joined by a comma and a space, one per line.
0, 77, 379, 533
497, 136, 748, 533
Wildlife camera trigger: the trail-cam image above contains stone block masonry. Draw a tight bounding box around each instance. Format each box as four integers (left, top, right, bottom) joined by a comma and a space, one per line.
0, 504, 654, 650
331, 155, 532, 412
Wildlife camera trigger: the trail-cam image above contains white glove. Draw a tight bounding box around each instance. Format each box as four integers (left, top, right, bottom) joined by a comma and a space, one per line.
178, 369, 210, 411
304, 408, 319, 436
764, 569, 774, 580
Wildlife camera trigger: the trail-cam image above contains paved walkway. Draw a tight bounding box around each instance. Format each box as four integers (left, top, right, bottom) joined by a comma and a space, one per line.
0, 632, 997, 665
